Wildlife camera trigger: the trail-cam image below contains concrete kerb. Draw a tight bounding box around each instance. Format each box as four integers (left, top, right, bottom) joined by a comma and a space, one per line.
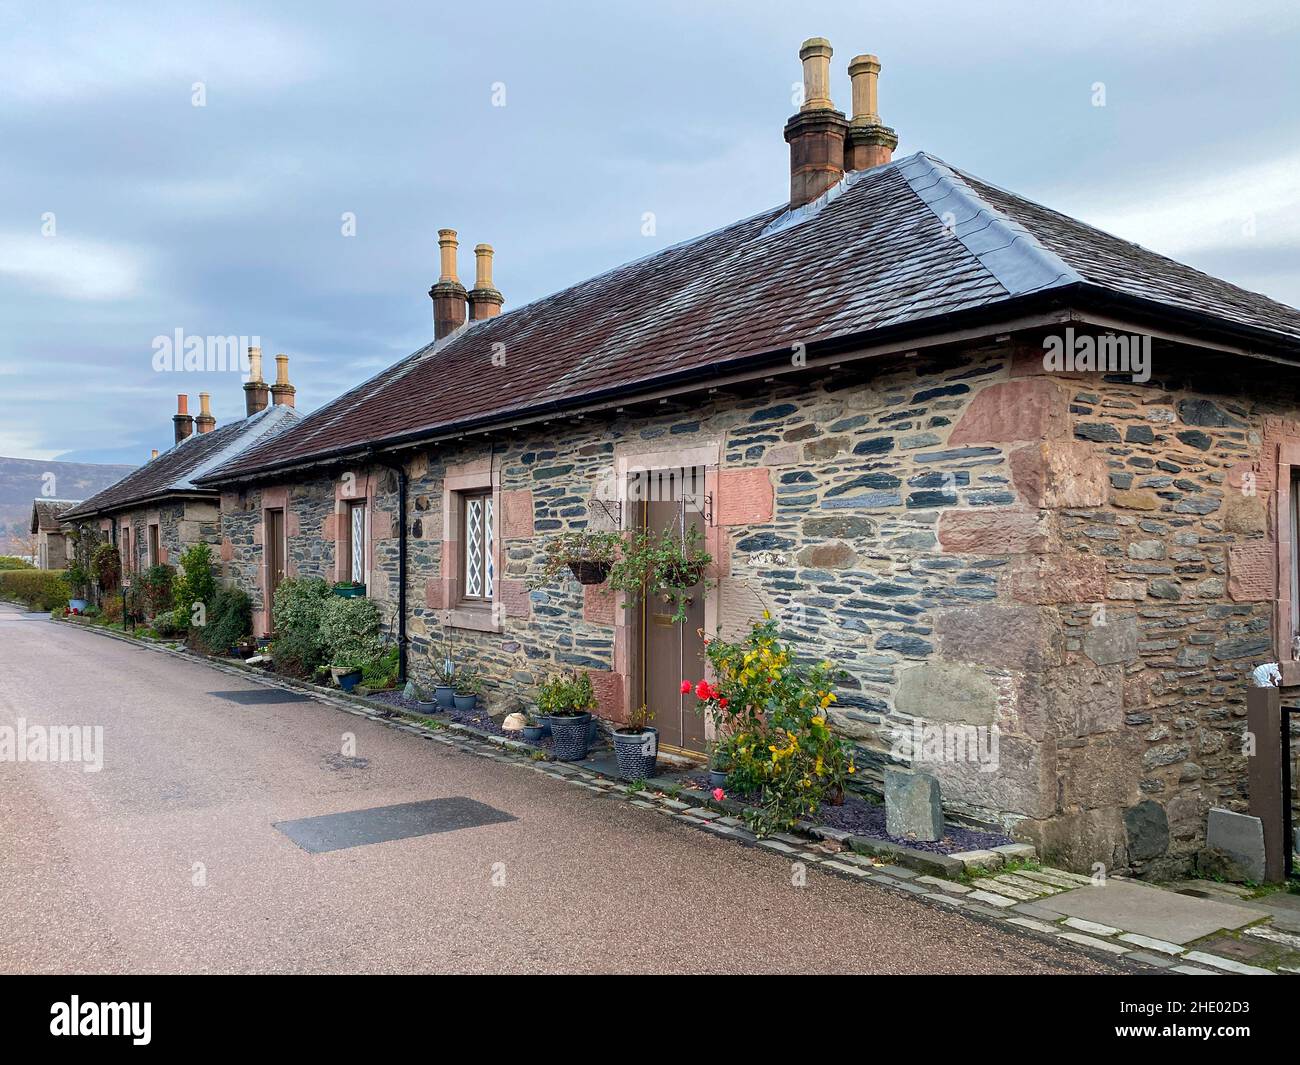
48, 615, 1171, 975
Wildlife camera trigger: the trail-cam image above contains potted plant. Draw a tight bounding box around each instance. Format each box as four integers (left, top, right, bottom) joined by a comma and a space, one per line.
521, 712, 547, 744
535, 529, 624, 587
333, 581, 366, 598
608, 524, 711, 624
453, 667, 484, 711
538, 669, 596, 761
708, 741, 730, 789
331, 656, 366, 692
612, 704, 658, 780
434, 661, 456, 708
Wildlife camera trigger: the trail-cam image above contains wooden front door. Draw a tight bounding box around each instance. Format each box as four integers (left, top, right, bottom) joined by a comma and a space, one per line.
637, 498, 707, 753
266, 509, 286, 606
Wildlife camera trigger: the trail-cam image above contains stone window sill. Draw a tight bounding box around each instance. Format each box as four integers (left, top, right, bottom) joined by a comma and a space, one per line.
442, 604, 502, 633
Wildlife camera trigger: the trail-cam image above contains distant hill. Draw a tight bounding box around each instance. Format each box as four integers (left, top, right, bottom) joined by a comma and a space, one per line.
0, 456, 136, 547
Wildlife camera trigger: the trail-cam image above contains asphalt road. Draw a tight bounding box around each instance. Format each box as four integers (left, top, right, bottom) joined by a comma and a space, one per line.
0, 604, 1127, 975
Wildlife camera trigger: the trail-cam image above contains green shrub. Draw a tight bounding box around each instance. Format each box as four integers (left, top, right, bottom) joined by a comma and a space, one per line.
202, 586, 253, 652
0, 556, 34, 571
0, 569, 70, 610
138, 564, 175, 616
171, 542, 217, 630
273, 626, 326, 678
92, 541, 121, 593
270, 578, 333, 677
152, 611, 187, 638
320, 596, 384, 670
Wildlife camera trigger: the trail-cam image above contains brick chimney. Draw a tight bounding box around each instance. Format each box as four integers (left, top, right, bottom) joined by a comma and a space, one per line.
429, 229, 468, 339
150, 449, 158, 460
783, 37, 848, 209
173, 394, 194, 445
270, 354, 296, 407
196, 391, 216, 434
468, 243, 504, 320
844, 54, 898, 172
243, 345, 270, 416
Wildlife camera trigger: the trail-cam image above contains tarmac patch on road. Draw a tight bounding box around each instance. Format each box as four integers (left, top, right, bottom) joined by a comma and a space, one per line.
209, 689, 315, 704
273, 797, 516, 853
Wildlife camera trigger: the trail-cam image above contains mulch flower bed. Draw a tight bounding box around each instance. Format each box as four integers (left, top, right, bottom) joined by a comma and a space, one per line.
365, 691, 556, 751
687, 776, 1012, 855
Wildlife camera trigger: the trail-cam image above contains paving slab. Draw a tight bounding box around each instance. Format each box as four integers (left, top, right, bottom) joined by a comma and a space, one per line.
1236, 891, 1300, 933
1034, 880, 1260, 944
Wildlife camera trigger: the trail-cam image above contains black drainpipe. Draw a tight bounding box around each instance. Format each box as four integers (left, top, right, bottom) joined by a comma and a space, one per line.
379, 459, 409, 684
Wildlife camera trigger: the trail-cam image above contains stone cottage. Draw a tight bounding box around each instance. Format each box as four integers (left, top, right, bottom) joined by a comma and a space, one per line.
64, 351, 300, 580
196, 40, 1300, 875
29, 499, 82, 569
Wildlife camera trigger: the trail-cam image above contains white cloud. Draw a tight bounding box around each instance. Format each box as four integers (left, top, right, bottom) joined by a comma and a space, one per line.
0, 234, 144, 300
0, 5, 320, 104
1072, 150, 1300, 259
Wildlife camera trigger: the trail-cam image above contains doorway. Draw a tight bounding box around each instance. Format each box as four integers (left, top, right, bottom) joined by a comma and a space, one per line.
266, 508, 286, 607
633, 486, 707, 754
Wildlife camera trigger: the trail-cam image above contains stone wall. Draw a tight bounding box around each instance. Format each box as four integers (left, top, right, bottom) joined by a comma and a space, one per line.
996, 343, 1300, 876
215, 334, 1300, 874
117, 498, 220, 574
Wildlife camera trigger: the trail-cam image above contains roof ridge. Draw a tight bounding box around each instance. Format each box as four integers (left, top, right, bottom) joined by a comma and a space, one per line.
896, 151, 1084, 297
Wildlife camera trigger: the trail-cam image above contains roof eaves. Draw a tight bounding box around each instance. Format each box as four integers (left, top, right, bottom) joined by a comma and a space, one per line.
896, 152, 1085, 297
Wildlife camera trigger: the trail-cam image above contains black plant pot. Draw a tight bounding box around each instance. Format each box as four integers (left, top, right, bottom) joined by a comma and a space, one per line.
548, 712, 592, 761
453, 693, 477, 711
708, 769, 728, 789
521, 724, 546, 743
613, 727, 658, 780
567, 560, 610, 585
434, 685, 455, 708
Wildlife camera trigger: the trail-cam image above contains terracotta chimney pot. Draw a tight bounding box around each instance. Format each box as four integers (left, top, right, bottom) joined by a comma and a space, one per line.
243, 344, 270, 416
196, 391, 216, 434
270, 354, 296, 408
429, 229, 468, 339
173, 394, 194, 445
844, 53, 898, 172
783, 37, 848, 209
468, 243, 504, 320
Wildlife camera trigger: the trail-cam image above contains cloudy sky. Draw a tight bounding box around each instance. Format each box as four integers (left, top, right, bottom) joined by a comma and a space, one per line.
3, 0, 1299, 464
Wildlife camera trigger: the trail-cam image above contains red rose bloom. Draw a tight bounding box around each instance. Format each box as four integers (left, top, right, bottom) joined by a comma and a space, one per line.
680, 680, 692, 694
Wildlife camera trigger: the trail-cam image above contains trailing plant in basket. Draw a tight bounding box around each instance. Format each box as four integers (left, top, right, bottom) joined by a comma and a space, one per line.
607, 524, 710, 624
684, 615, 853, 835
534, 529, 624, 587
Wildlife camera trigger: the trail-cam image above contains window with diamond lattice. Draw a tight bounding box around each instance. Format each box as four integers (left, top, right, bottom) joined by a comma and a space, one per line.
344, 500, 366, 584
461, 491, 494, 601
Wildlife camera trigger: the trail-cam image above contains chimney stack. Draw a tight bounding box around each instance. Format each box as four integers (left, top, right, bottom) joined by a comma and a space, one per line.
243, 345, 270, 416
173, 394, 194, 445
196, 391, 216, 434
150, 449, 158, 461
468, 243, 504, 320
844, 54, 898, 171
783, 38, 848, 209
271, 354, 296, 407
429, 229, 468, 339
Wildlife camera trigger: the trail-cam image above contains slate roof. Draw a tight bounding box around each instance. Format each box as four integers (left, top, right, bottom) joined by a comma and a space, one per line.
200, 151, 1300, 484
63, 404, 299, 520
30, 499, 82, 533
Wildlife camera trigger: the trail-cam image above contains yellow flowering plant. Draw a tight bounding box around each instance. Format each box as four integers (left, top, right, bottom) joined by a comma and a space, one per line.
688, 615, 854, 834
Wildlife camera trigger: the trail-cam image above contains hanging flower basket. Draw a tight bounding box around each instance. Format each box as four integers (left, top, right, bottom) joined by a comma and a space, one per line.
567, 560, 612, 585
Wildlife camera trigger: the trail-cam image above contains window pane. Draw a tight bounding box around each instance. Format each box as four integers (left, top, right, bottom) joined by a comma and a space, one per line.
465, 497, 484, 597
484, 497, 495, 598
350, 504, 365, 583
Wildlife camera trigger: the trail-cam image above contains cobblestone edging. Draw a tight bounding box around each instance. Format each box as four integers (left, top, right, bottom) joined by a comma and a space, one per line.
50, 616, 1266, 975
